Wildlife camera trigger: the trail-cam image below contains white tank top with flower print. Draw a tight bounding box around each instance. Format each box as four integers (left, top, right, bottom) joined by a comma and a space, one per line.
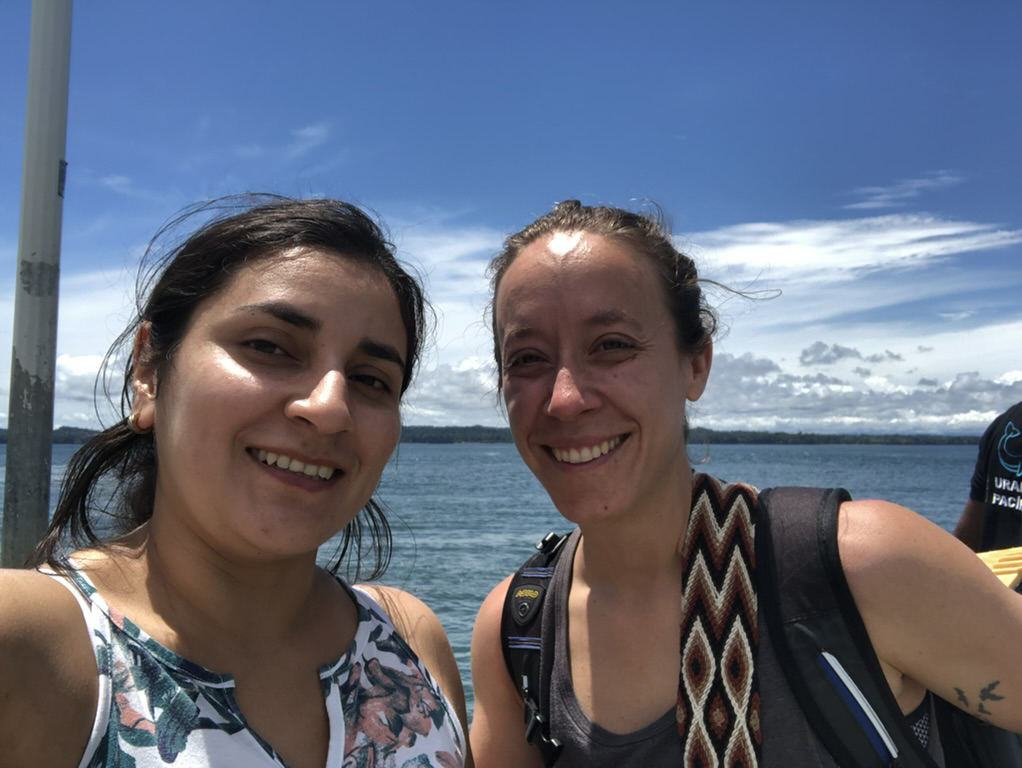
46, 567, 465, 768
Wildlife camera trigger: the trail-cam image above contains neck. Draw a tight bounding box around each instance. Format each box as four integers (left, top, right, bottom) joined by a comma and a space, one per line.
573, 477, 694, 594
102, 518, 333, 666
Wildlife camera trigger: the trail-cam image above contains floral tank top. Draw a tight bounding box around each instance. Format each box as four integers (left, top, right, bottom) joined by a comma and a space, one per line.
47, 567, 466, 768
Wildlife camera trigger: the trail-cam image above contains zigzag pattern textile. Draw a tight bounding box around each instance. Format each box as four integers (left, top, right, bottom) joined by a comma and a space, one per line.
676, 474, 761, 768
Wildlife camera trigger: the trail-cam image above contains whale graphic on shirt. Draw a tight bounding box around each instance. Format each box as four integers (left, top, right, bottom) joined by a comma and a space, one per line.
997, 421, 1022, 477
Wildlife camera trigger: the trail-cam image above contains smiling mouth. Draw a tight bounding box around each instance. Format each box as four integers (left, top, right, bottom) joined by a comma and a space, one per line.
252, 448, 337, 480
550, 436, 623, 465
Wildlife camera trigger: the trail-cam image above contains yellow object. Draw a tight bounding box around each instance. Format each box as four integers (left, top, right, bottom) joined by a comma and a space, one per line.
976, 546, 1022, 589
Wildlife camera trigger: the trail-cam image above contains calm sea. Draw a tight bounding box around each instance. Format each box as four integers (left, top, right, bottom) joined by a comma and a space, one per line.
0, 441, 978, 717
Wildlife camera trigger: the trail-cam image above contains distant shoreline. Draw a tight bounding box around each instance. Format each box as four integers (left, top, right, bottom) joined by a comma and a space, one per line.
1, 425, 980, 446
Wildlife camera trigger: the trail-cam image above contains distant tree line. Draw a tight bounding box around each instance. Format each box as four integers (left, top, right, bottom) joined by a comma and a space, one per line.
400, 425, 514, 443
0, 426, 101, 444
686, 427, 978, 446
0, 425, 979, 446
401, 426, 979, 445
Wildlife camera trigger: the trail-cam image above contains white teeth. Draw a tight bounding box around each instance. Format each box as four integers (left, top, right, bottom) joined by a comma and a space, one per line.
254, 449, 336, 480
552, 436, 622, 465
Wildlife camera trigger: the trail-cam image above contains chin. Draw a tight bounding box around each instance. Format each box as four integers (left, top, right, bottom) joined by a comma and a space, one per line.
549, 495, 622, 526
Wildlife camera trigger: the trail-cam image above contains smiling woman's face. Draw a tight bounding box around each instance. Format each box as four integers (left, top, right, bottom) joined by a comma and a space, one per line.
132, 247, 407, 562
494, 231, 711, 526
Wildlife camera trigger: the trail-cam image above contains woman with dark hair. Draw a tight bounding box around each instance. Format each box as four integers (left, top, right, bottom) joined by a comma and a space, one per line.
469, 199, 1022, 767
0, 196, 470, 767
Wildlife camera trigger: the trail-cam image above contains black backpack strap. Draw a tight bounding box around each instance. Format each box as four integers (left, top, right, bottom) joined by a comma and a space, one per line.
757, 486, 941, 768
501, 531, 570, 767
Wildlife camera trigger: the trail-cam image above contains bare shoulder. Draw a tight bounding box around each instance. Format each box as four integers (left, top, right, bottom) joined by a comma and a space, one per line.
836, 497, 1012, 622
0, 567, 93, 652
836, 499, 1022, 732
469, 574, 515, 704
0, 568, 98, 764
836, 498, 995, 586
471, 574, 514, 663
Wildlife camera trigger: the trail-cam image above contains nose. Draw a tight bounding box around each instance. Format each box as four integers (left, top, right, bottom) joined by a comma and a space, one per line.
285, 370, 354, 434
546, 365, 592, 421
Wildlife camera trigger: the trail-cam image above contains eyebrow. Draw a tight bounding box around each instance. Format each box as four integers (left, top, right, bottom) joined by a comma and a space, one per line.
587, 307, 641, 330
239, 301, 406, 373
501, 307, 642, 346
241, 301, 321, 332
359, 339, 406, 373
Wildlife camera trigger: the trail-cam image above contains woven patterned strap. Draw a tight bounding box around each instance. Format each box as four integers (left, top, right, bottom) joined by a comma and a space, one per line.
676, 474, 761, 767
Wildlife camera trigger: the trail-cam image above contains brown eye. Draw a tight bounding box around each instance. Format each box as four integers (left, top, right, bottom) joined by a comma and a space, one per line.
352, 373, 392, 393
506, 352, 542, 369
245, 339, 287, 356
596, 337, 634, 353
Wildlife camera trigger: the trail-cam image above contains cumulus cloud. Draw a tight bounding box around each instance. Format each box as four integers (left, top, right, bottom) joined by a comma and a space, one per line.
55, 354, 104, 402
403, 360, 501, 426
696, 353, 1022, 435
393, 217, 506, 366
796, 342, 903, 370
11, 201, 1019, 436
863, 350, 903, 364
800, 342, 862, 366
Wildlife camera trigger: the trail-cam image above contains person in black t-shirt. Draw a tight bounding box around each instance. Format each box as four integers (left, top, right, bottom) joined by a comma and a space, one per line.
954, 400, 1022, 552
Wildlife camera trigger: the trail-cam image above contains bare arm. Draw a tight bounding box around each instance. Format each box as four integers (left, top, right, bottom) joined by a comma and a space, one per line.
359, 584, 473, 768
0, 568, 97, 767
840, 499, 1022, 732
953, 498, 984, 551
469, 575, 544, 768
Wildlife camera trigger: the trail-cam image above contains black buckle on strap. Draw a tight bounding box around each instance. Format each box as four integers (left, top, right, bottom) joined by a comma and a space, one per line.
524, 697, 563, 767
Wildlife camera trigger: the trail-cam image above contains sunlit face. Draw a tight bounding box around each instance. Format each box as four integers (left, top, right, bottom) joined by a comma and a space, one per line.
133, 248, 407, 562
494, 232, 711, 526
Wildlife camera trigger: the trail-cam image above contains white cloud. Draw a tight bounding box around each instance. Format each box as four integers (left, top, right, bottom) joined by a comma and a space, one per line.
403, 360, 501, 427
4, 207, 1019, 436
693, 214, 1022, 288
68, 169, 167, 203
696, 351, 1022, 435
394, 219, 505, 369
844, 172, 964, 210
998, 371, 1022, 386
285, 122, 330, 159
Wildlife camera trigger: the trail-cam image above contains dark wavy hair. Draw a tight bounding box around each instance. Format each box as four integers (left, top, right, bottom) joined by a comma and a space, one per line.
30, 195, 430, 579
487, 199, 717, 386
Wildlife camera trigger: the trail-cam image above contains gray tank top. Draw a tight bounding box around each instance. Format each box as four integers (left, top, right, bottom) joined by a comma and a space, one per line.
543, 529, 944, 767
546, 530, 683, 767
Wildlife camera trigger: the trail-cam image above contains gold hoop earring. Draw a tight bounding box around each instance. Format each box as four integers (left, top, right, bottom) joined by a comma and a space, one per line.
126, 411, 151, 435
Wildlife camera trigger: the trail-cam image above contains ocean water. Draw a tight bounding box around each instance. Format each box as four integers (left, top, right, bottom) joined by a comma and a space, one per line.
0, 441, 978, 716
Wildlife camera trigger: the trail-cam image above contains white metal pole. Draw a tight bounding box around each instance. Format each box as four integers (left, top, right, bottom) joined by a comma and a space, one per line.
2, 0, 74, 567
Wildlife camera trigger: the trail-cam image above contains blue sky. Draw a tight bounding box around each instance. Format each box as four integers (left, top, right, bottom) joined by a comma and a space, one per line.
2, 1, 1020, 434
